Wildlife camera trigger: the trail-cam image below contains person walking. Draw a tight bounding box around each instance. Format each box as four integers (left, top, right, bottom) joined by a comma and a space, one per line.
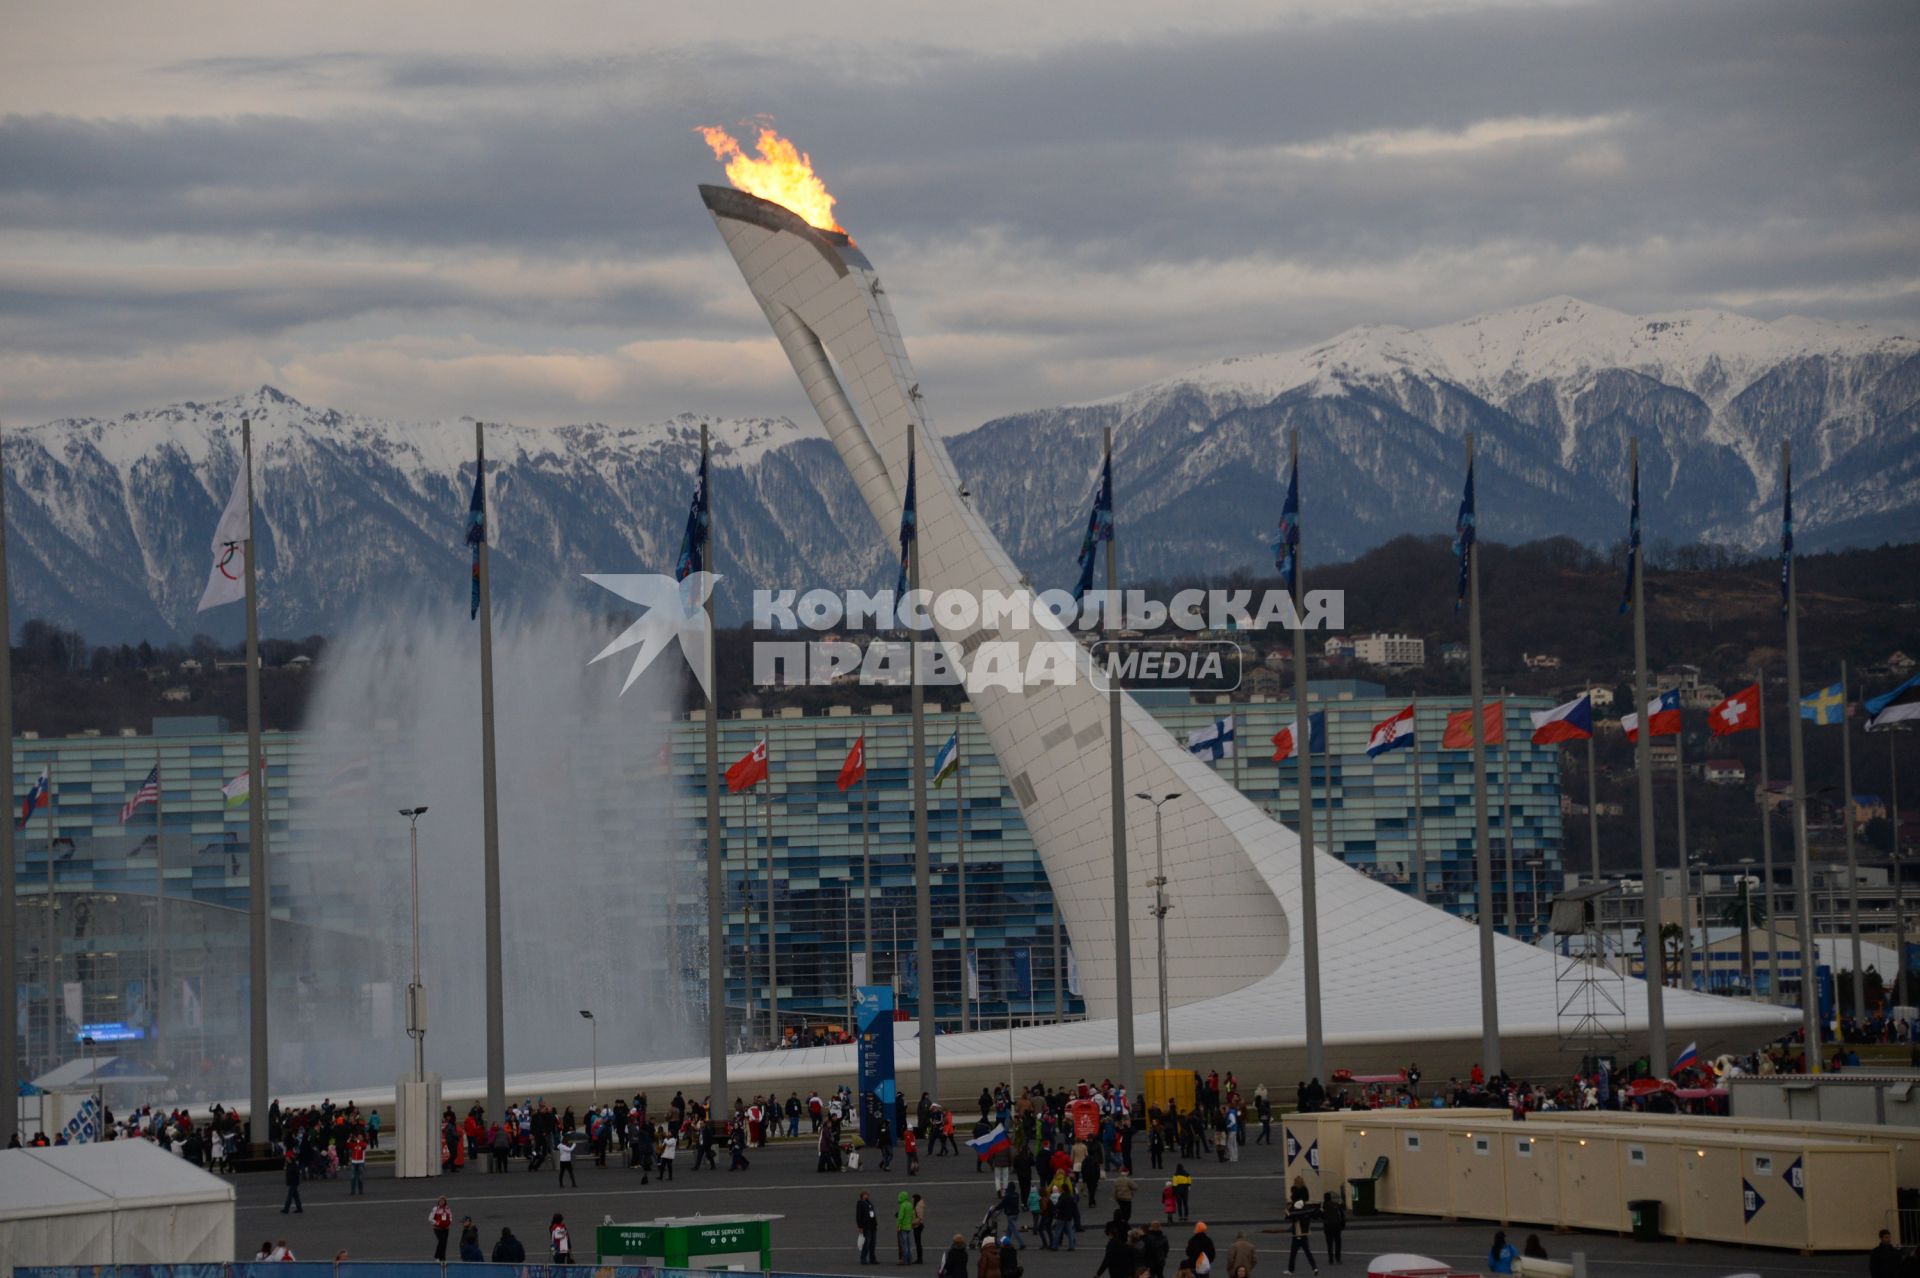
1319, 1193, 1344, 1266
912, 1192, 927, 1262
856, 1190, 879, 1265
281, 1154, 304, 1214
550, 1213, 572, 1264
1111, 1169, 1137, 1223
1095, 1221, 1138, 1278
556, 1134, 578, 1187
977, 1237, 1003, 1278
430, 1197, 452, 1261
1283, 1206, 1317, 1277
940, 1233, 968, 1278
1054, 1183, 1082, 1252
458, 1216, 483, 1262
1224, 1230, 1257, 1278
1142, 1222, 1170, 1278
1869, 1230, 1902, 1278
906, 1125, 921, 1175
1171, 1164, 1193, 1222
1183, 1222, 1216, 1276
659, 1128, 677, 1180
878, 1115, 895, 1172
492, 1228, 525, 1263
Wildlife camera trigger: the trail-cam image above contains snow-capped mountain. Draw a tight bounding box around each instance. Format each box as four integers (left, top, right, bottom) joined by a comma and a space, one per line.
6, 298, 1916, 642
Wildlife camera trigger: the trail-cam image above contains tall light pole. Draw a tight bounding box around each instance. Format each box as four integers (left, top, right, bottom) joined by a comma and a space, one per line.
579, 1010, 598, 1108
1135, 791, 1180, 1072
400, 807, 429, 1083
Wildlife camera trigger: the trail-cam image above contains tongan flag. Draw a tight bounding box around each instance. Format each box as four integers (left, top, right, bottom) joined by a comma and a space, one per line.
1073, 451, 1114, 603
1442, 700, 1506, 749
932, 730, 960, 787
196, 465, 252, 612
675, 449, 709, 583
966, 1124, 1011, 1160
1451, 455, 1475, 612
1622, 689, 1682, 741
1272, 457, 1299, 596
1709, 684, 1761, 737
1365, 705, 1415, 758
1187, 716, 1236, 761
1529, 695, 1594, 745
120, 765, 161, 825
20, 766, 50, 825
1271, 711, 1325, 763
465, 458, 487, 619
895, 449, 917, 600
1799, 682, 1845, 727
1866, 674, 1920, 730
836, 736, 866, 792
726, 739, 769, 793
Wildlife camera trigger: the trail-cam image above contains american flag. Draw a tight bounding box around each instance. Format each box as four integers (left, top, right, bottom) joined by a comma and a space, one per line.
120, 765, 161, 824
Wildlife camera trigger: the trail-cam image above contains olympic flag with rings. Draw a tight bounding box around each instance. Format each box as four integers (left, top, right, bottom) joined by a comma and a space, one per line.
197, 464, 252, 612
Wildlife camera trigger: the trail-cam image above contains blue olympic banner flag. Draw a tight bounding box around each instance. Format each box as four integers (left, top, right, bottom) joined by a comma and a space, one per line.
856, 984, 897, 1145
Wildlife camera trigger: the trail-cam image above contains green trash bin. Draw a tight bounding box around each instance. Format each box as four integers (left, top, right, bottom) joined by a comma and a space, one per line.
1347, 1177, 1378, 1217
1627, 1198, 1662, 1241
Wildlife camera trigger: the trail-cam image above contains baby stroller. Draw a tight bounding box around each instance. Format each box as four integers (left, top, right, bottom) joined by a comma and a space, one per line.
969, 1201, 1007, 1250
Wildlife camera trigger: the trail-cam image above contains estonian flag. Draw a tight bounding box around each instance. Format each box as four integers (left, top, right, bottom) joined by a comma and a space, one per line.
1866, 674, 1920, 730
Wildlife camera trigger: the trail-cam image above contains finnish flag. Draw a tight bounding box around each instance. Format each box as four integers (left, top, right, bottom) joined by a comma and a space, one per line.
1187, 715, 1236, 760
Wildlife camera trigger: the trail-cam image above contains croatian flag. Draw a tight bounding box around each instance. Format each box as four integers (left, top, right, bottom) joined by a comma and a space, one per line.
1365, 705, 1415, 758
1622, 689, 1682, 741
966, 1124, 1011, 1160
21, 767, 50, 825
1271, 711, 1325, 764
1187, 716, 1236, 761
1671, 1042, 1699, 1075
1529, 695, 1594, 745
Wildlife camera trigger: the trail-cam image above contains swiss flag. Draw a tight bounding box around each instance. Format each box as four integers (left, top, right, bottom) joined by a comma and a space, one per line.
836, 735, 866, 791
726, 739, 769, 793
1710, 683, 1761, 737
1441, 700, 1506, 749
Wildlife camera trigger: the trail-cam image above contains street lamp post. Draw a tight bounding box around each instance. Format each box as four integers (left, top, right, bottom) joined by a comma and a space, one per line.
1135, 791, 1181, 1073
579, 1010, 598, 1108
399, 807, 429, 1083
81, 1033, 98, 1124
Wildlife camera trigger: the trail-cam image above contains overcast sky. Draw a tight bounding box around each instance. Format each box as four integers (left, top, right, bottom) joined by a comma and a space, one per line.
2, 0, 1915, 429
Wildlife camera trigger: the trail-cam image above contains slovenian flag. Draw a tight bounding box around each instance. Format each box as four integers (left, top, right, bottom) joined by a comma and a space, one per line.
1671, 1042, 1699, 1075
966, 1124, 1011, 1160
1622, 689, 1682, 741
1187, 716, 1236, 761
20, 766, 50, 825
1271, 711, 1325, 763
1867, 674, 1920, 731
1529, 695, 1594, 745
1365, 705, 1415, 757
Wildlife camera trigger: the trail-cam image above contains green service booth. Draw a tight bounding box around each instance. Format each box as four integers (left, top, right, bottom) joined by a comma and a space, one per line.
597, 1215, 780, 1271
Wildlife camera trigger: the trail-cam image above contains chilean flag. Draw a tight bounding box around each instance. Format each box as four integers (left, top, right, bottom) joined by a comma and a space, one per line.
1622, 689, 1683, 741
726, 739, 769, 793
1529, 694, 1593, 745
1365, 705, 1415, 758
1709, 683, 1760, 737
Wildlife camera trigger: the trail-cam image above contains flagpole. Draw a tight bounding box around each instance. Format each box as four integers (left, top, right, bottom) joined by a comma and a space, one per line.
701, 423, 727, 1107
1891, 731, 1906, 1010
47, 758, 57, 1077
469, 422, 507, 1124
1289, 429, 1325, 1082
1675, 726, 1693, 990
1585, 731, 1600, 887
1465, 432, 1501, 1075
767, 743, 779, 1047
1052, 913, 1063, 1023
0, 417, 14, 1145
908, 423, 936, 1092
957, 724, 970, 1034
743, 785, 751, 1044
1500, 704, 1517, 935
1841, 660, 1864, 1018
239, 415, 272, 1152
862, 737, 872, 993
155, 750, 168, 1050
1758, 668, 1781, 1003
1323, 709, 1334, 856
1412, 695, 1426, 904
1628, 437, 1670, 1069
1782, 439, 1822, 1070
1104, 425, 1135, 1092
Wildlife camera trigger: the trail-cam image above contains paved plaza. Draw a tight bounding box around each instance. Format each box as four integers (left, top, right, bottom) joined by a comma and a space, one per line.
234, 1129, 1865, 1277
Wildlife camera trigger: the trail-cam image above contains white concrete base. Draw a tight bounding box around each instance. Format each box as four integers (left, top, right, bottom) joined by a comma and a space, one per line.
392, 1074, 443, 1179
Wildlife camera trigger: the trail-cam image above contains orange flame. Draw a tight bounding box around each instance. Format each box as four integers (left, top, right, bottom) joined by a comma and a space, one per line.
697, 123, 845, 233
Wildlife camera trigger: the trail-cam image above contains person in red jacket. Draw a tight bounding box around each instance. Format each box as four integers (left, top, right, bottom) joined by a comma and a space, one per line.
345, 1134, 368, 1196
430, 1198, 453, 1261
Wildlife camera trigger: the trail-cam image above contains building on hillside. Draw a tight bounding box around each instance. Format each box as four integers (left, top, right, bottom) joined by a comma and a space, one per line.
1704, 758, 1746, 785
1522, 652, 1562, 672
1352, 632, 1425, 668
1649, 741, 1680, 773
1663, 663, 1703, 690
1439, 642, 1467, 665
1759, 780, 1793, 813
1681, 683, 1727, 709
1587, 686, 1616, 709
1323, 636, 1356, 662
1851, 794, 1887, 828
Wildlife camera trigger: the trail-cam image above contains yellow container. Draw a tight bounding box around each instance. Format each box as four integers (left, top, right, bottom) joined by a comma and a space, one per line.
1145, 1068, 1197, 1116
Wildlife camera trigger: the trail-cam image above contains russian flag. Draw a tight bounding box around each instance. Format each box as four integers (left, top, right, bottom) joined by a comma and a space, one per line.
1529, 694, 1594, 745
1671, 1042, 1699, 1075
1622, 689, 1682, 741
1365, 705, 1416, 758
966, 1124, 1011, 1160
20, 766, 50, 826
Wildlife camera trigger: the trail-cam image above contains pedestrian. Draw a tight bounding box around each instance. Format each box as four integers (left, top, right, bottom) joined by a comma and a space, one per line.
459, 1216, 483, 1263
1096, 1221, 1138, 1278
730, 1122, 751, 1171
430, 1197, 452, 1261
492, 1228, 526, 1264
1142, 1222, 1170, 1278
281, 1153, 304, 1214
857, 1190, 879, 1265
346, 1130, 367, 1195
1160, 1181, 1176, 1223
1288, 1176, 1309, 1210
556, 1134, 578, 1186
906, 1125, 921, 1175
913, 1192, 927, 1262
978, 1237, 1003, 1278
1171, 1164, 1192, 1222
1486, 1230, 1516, 1275
895, 1191, 915, 1262
1184, 1221, 1216, 1276
1224, 1230, 1256, 1278
1111, 1169, 1137, 1223
1522, 1235, 1548, 1261
1082, 1144, 1102, 1206
1869, 1229, 1901, 1278
1054, 1183, 1082, 1251
1283, 1207, 1316, 1277
550, 1213, 572, 1264
940, 1233, 968, 1278
1319, 1193, 1344, 1266
367, 1110, 381, 1148
878, 1115, 895, 1172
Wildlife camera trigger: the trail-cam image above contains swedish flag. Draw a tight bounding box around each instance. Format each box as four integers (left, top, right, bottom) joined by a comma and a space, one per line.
1799, 682, 1845, 726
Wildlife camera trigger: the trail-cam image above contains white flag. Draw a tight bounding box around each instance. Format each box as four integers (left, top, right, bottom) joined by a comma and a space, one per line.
965, 950, 980, 1000
63, 980, 84, 1033
196, 466, 252, 611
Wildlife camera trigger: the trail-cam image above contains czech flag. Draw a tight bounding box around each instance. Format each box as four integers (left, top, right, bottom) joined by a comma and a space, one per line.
726, 739, 769, 793
1709, 684, 1761, 737
1671, 1042, 1699, 1075
1365, 705, 1415, 758
966, 1124, 1011, 1160
1622, 689, 1682, 741
836, 736, 866, 792
1529, 695, 1593, 746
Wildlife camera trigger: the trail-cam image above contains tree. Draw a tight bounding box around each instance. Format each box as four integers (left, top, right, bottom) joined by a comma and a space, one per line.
1660, 923, 1685, 987
1719, 881, 1766, 993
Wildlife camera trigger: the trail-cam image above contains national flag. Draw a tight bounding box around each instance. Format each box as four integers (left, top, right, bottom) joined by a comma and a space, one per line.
1365, 705, 1415, 758
895, 449, 917, 599
1442, 700, 1506, 749
325, 755, 373, 797
466, 456, 486, 619
1187, 716, 1236, 761
120, 765, 161, 824
1529, 695, 1594, 745
1779, 454, 1793, 616
966, 1124, 1012, 1160
1866, 674, 1920, 731
1618, 454, 1640, 615
1621, 689, 1682, 741
675, 449, 709, 583
1073, 450, 1114, 603
1799, 682, 1845, 727
20, 766, 50, 825
1271, 711, 1326, 763
1451, 454, 1475, 611
932, 730, 960, 787
836, 736, 866, 791
1272, 457, 1299, 596
1708, 684, 1761, 737
1671, 1042, 1699, 1075
221, 761, 266, 809
196, 463, 252, 612
726, 739, 769, 793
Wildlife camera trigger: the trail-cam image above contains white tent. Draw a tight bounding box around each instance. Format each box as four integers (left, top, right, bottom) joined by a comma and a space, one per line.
0, 1139, 234, 1274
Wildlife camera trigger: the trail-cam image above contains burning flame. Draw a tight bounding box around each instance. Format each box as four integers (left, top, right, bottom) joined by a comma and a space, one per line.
697, 123, 845, 233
